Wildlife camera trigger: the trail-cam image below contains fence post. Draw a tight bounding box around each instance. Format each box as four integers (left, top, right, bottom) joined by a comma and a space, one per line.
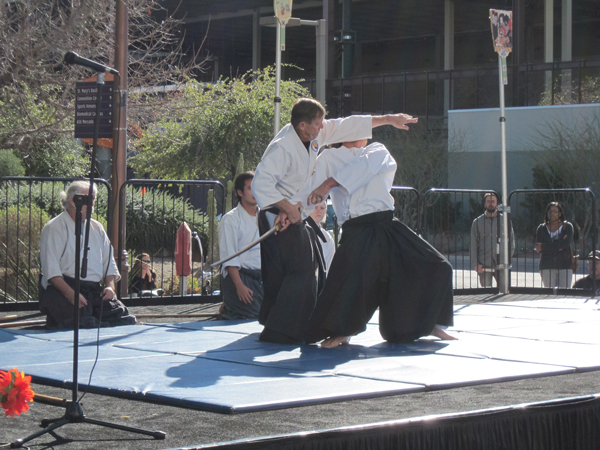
226, 180, 233, 213
207, 189, 216, 264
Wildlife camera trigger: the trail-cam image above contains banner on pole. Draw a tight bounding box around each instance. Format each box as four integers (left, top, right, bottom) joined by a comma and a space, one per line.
490, 9, 512, 58
490, 9, 512, 84
274, 0, 293, 26
274, 0, 293, 50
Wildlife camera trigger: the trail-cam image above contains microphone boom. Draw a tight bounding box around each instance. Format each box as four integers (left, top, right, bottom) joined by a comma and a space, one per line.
64, 51, 119, 75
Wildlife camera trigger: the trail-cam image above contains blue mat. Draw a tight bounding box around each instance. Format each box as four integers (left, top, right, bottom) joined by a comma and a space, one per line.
2, 299, 600, 413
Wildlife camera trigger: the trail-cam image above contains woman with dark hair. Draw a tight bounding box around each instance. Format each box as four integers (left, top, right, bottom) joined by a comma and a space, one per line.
535, 202, 574, 288
130, 253, 157, 293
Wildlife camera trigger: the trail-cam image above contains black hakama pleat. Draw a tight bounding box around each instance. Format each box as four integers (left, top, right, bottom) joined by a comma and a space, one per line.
258, 210, 320, 343
305, 210, 454, 344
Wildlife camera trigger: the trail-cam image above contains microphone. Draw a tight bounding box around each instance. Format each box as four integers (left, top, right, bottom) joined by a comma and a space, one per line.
63, 51, 119, 75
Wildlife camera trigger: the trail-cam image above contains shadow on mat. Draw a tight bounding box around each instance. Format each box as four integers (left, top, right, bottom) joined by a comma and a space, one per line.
165, 333, 451, 388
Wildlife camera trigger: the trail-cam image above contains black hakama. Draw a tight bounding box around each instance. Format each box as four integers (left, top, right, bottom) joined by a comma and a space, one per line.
258, 209, 323, 344
305, 210, 454, 344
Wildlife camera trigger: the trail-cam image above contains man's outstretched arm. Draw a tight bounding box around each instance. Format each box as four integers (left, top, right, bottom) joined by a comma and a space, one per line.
371, 113, 418, 130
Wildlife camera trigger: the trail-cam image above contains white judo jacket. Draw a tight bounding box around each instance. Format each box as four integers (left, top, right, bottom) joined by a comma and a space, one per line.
251, 115, 373, 210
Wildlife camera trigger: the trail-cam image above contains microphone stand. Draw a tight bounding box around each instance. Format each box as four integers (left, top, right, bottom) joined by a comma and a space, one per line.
11, 72, 165, 448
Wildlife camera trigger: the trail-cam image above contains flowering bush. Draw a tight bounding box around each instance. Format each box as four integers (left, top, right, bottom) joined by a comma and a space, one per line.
0, 368, 35, 417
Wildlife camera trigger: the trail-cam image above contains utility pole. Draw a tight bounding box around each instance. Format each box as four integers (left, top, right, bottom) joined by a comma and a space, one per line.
112, 0, 129, 297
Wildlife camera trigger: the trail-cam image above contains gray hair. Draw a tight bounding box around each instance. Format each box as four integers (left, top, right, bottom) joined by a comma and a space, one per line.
60, 180, 97, 210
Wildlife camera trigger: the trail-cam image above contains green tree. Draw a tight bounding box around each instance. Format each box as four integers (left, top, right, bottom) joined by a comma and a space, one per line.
0, 0, 206, 175
0, 150, 24, 177
131, 66, 311, 181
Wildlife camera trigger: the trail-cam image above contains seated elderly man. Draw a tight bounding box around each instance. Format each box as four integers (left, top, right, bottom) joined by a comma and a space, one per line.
39, 180, 136, 329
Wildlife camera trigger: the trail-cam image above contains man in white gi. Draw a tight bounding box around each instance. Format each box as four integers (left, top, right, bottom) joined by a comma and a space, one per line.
218, 172, 263, 319
39, 180, 136, 329
251, 97, 418, 344
470, 192, 514, 288
302, 139, 455, 347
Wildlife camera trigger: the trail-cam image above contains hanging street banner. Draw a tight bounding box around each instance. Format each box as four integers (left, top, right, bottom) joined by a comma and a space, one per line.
490, 9, 512, 85
74, 80, 114, 139
274, 0, 293, 50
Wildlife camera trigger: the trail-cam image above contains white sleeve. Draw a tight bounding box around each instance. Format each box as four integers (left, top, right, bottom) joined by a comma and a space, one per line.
217, 213, 241, 272
319, 116, 373, 146
39, 221, 66, 286
251, 141, 289, 209
288, 177, 313, 217
333, 143, 396, 195
289, 150, 334, 217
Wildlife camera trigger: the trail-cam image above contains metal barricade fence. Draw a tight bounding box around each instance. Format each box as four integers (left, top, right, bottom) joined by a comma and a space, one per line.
0, 177, 111, 306
2, 177, 596, 309
118, 180, 225, 304
422, 189, 500, 294
508, 188, 597, 294
391, 186, 421, 233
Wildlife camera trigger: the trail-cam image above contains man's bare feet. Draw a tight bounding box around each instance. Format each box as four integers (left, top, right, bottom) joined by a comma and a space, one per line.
320, 336, 351, 348
431, 327, 457, 340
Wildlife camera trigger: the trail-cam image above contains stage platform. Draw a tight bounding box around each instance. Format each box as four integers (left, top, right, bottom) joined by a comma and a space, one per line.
2, 298, 600, 417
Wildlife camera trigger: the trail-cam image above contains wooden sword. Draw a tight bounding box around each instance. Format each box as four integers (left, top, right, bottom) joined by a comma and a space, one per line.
210, 223, 281, 268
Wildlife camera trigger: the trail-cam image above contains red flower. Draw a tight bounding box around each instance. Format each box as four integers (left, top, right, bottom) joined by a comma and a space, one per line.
141, 187, 147, 195
0, 368, 35, 417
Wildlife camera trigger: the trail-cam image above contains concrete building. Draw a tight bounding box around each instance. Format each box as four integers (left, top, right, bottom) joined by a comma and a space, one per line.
157, 0, 600, 190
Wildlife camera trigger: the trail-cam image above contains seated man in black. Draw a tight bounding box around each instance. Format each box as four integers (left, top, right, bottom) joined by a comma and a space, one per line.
39, 180, 136, 329
572, 250, 600, 296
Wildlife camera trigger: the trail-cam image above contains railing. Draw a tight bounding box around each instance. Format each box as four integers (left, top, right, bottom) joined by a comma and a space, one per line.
118, 179, 226, 304
1, 178, 597, 310
391, 186, 421, 233
0, 177, 111, 306
508, 188, 597, 294
422, 189, 499, 294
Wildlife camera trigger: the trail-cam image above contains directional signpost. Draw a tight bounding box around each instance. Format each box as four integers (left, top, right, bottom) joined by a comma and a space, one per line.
74, 80, 114, 139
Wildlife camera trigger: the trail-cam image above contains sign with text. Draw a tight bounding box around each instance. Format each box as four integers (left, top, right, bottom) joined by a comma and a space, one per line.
74, 81, 114, 139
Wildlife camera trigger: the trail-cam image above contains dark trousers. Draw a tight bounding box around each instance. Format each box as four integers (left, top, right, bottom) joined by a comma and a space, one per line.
305, 211, 454, 344
258, 209, 322, 343
39, 276, 136, 329
221, 268, 263, 320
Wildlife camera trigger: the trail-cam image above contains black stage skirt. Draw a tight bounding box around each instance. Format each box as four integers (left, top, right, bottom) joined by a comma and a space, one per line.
258, 209, 323, 343
305, 210, 454, 344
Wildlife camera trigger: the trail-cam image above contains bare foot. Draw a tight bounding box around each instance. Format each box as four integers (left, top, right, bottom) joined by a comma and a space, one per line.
431, 327, 457, 340
320, 336, 351, 348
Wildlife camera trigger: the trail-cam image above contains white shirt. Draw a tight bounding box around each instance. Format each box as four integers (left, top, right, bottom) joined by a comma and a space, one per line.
320, 228, 336, 275
217, 203, 261, 278
251, 116, 373, 209
39, 211, 121, 289
303, 142, 397, 225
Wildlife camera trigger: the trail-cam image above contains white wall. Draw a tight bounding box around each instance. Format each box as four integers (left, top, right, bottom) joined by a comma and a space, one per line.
448, 104, 600, 192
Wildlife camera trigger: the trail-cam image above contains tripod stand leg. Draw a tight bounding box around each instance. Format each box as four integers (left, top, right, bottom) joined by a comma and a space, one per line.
84, 417, 166, 439
10, 401, 166, 448
11, 417, 70, 448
